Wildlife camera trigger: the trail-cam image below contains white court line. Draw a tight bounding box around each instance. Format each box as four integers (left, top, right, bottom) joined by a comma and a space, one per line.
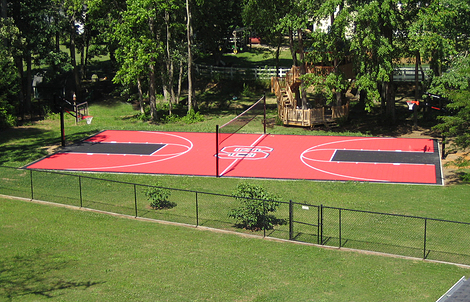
67, 132, 193, 171
219, 134, 266, 177
300, 137, 434, 182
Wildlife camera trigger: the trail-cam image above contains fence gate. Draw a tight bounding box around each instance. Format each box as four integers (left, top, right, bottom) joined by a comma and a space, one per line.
289, 201, 321, 244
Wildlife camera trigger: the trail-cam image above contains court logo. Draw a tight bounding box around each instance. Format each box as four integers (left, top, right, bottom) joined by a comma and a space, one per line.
218, 146, 273, 160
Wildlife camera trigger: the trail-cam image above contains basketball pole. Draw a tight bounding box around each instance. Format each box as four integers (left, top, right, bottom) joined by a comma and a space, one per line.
215, 125, 219, 177
263, 93, 266, 135
60, 106, 65, 147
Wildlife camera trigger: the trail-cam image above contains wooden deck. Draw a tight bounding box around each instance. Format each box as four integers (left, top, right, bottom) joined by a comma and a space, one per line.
271, 65, 349, 127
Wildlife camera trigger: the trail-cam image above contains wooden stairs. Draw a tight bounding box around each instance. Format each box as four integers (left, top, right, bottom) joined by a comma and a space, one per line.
271, 65, 349, 127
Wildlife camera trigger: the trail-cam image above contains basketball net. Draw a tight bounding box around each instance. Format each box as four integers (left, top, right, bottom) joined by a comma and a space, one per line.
407, 101, 419, 111
85, 116, 93, 124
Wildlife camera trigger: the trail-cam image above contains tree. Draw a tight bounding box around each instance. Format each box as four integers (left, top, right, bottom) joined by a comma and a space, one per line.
408, 0, 470, 79
161, 1, 185, 115
242, 0, 292, 73
0, 18, 20, 128
406, 0, 470, 132
113, 0, 189, 120
192, 0, 242, 65
431, 55, 470, 150
228, 183, 284, 231
113, 0, 167, 121
8, 0, 60, 118
313, 0, 414, 123
304, 9, 351, 106
145, 182, 175, 209
185, 0, 194, 113
278, 0, 321, 109
48, 0, 88, 103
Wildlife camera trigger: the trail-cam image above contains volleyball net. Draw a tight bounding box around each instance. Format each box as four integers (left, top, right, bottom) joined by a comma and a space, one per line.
215, 95, 266, 176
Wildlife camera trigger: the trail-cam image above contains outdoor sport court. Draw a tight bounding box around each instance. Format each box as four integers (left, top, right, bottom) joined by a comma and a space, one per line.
25, 130, 444, 185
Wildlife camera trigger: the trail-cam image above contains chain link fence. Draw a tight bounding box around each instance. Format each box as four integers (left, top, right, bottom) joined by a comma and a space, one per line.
1, 165, 470, 265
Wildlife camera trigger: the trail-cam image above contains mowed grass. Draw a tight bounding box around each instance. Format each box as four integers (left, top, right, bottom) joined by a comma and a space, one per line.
1, 84, 470, 300
1, 196, 468, 302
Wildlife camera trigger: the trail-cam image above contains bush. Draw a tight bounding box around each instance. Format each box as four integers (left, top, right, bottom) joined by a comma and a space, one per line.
228, 183, 285, 231
145, 183, 175, 209
162, 109, 205, 124
181, 109, 205, 124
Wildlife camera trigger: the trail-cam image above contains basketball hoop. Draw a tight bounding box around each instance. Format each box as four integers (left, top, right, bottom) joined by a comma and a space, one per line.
407, 100, 419, 111
407, 102, 414, 110
85, 116, 93, 124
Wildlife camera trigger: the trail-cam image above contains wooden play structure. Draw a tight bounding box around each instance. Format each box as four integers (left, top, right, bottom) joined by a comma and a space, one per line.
61, 95, 93, 125
271, 65, 350, 127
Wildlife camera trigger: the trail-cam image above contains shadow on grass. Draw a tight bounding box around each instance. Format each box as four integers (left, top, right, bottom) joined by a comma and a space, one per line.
0, 251, 104, 300
0, 128, 100, 166
195, 47, 292, 68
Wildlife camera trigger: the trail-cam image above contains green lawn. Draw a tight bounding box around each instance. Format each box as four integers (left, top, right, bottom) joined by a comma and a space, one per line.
196, 46, 293, 68
1, 81, 470, 300
1, 197, 468, 301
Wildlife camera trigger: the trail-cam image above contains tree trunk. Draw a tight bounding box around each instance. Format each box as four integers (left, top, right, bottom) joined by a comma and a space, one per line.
162, 82, 170, 114
1, 0, 6, 19
56, 31, 60, 52
149, 62, 157, 121
413, 51, 420, 129
275, 33, 282, 76
384, 26, 395, 124
80, 46, 86, 80
164, 10, 174, 115
186, 0, 195, 113
148, 16, 157, 121
288, 28, 297, 66
81, 31, 91, 81
70, 20, 81, 103
15, 56, 25, 120
176, 60, 183, 104
25, 51, 32, 117
137, 77, 144, 114
330, 13, 342, 106
297, 29, 308, 109
385, 80, 396, 124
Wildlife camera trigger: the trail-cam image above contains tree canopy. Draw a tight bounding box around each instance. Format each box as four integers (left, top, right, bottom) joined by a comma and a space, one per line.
1, 0, 469, 151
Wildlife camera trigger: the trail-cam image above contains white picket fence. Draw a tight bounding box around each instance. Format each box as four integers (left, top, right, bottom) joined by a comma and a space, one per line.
195, 64, 429, 82
393, 67, 430, 82
195, 64, 291, 80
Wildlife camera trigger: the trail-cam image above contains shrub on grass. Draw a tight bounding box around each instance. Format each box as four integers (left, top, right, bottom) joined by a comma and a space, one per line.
145, 183, 175, 209
228, 183, 284, 231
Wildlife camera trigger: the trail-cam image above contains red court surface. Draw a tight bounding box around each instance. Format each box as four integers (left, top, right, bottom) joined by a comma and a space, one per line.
25, 130, 444, 185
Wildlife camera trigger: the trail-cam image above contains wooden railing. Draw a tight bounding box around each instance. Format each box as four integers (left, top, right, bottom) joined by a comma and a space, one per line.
271, 64, 349, 127
282, 104, 349, 127
306, 65, 334, 76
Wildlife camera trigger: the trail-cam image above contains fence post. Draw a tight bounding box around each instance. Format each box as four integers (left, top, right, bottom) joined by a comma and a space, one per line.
30, 169, 34, 200
215, 125, 219, 177
289, 200, 293, 240
134, 184, 138, 217
339, 208, 342, 248
263, 199, 266, 238
320, 204, 323, 245
423, 218, 428, 259
317, 205, 320, 244
79, 176, 83, 207
195, 192, 199, 227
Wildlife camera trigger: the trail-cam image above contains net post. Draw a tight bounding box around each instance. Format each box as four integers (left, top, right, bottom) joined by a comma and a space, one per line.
60, 106, 65, 147
215, 125, 219, 177
263, 93, 267, 135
